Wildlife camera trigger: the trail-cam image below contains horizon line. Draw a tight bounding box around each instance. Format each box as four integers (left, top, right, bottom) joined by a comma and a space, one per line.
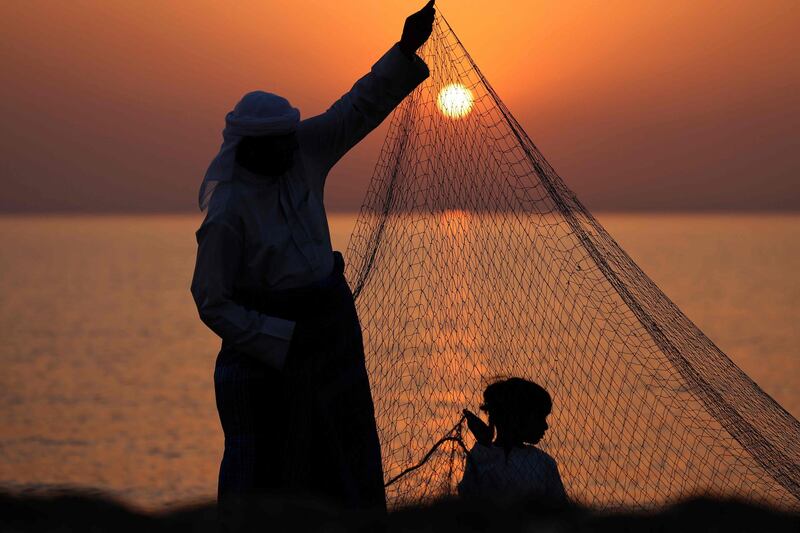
1, 208, 799, 217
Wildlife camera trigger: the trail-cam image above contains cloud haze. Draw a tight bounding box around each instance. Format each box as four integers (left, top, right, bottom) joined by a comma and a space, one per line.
1, 0, 798, 212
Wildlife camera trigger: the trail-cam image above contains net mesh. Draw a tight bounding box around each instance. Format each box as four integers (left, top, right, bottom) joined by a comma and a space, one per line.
344, 14, 800, 509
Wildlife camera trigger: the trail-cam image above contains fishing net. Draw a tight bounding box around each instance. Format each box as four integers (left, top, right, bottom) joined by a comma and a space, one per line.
344, 14, 800, 509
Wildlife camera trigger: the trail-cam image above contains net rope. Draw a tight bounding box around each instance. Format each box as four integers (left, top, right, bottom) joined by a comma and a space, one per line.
345, 13, 800, 509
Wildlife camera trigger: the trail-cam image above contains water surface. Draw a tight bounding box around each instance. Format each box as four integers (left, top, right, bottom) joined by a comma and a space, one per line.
0, 213, 797, 508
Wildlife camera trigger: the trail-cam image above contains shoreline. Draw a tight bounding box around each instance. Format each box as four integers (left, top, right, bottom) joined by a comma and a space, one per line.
1, 488, 798, 532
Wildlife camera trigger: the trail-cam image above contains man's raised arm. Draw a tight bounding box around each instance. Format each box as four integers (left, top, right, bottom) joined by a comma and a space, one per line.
299, 1, 435, 176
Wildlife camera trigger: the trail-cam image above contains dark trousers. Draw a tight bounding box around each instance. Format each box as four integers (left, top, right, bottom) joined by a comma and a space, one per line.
214, 252, 386, 511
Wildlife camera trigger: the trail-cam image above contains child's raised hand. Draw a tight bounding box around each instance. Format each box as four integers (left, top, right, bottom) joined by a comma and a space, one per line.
463, 409, 493, 446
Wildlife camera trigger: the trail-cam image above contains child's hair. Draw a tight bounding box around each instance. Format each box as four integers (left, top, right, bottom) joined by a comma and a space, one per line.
480, 377, 551, 444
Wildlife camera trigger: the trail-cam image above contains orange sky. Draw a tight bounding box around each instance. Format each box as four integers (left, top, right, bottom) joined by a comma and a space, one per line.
1, 0, 798, 212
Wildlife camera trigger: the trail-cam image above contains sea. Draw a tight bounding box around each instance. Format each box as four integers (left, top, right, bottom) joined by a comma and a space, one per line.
0, 213, 797, 509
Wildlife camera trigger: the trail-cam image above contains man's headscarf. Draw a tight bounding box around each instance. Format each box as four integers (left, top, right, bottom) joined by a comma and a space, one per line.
199, 91, 301, 211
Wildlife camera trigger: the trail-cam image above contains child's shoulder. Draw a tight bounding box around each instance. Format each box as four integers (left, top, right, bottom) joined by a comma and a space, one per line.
518, 445, 559, 467
467, 443, 557, 464
467, 442, 503, 459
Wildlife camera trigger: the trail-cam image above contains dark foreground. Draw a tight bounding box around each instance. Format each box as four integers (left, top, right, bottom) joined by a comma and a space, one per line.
1, 489, 798, 532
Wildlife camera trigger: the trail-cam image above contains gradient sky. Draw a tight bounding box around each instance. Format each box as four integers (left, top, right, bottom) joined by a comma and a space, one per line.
1, 0, 798, 212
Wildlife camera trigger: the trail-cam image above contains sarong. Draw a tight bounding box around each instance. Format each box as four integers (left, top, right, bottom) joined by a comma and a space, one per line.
214, 251, 386, 510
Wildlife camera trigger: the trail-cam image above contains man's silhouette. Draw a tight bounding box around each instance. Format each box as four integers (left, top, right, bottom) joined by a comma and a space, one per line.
191, 2, 435, 510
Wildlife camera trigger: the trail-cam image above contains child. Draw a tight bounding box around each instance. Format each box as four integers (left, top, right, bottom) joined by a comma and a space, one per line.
457, 377, 567, 502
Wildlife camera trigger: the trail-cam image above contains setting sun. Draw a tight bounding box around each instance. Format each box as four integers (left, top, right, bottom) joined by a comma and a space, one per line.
437, 83, 474, 119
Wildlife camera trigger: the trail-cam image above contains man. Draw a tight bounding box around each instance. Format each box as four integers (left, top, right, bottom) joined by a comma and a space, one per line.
191, 1, 435, 510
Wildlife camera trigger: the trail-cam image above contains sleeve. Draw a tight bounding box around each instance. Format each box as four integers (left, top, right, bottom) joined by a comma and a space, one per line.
457, 446, 483, 497
546, 458, 569, 503
190, 211, 296, 370
300, 42, 430, 179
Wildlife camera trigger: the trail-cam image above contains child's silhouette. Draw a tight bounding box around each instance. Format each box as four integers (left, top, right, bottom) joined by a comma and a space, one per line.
458, 378, 567, 502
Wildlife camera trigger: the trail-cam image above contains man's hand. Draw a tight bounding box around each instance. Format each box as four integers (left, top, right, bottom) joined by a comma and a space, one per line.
399, 0, 435, 58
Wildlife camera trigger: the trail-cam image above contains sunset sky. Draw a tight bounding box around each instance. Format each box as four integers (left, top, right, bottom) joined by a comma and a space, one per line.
1, 0, 798, 212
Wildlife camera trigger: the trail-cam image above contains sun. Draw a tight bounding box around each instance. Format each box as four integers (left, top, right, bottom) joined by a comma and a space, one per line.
437, 83, 474, 119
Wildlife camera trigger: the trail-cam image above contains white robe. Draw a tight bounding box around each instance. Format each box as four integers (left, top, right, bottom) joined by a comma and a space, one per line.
191, 44, 429, 369
457, 443, 568, 502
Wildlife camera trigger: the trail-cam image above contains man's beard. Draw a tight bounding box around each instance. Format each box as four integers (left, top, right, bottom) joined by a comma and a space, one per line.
236, 134, 298, 177
241, 151, 295, 177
